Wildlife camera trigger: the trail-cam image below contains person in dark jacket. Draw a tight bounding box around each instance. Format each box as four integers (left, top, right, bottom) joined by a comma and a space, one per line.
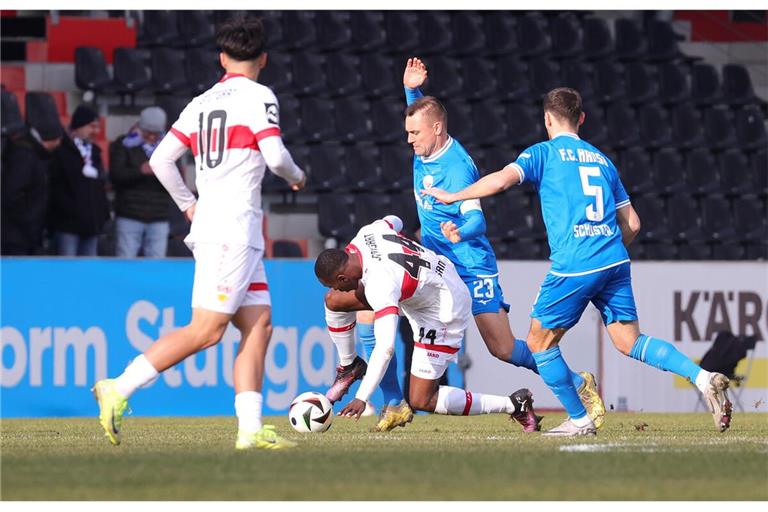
49, 105, 110, 256
110, 106, 175, 258
1, 122, 62, 255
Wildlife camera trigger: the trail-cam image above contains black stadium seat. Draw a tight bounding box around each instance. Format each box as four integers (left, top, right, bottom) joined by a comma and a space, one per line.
315, 12, 351, 52
354, 193, 390, 230
658, 62, 691, 105
361, 54, 399, 98
333, 97, 372, 143
185, 48, 221, 96
701, 196, 738, 243
614, 17, 646, 61
639, 103, 673, 149
137, 11, 179, 48
281, 11, 317, 51
579, 101, 607, 147
151, 48, 187, 95
421, 56, 462, 98
516, 12, 551, 59
527, 58, 560, 100
460, 58, 496, 100
346, 145, 383, 192
606, 101, 640, 148
646, 19, 686, 62
550, 13, 583, 60
259, 51, 293, 95
581, 17, 614, 61
418, 12, 453, 55
560, 60, 595, 100
326, 54, 362, 97
306, 144, 347, 192
734, 105, 768, 151
292, 53, 326, 97
624, 62, 657, 105
671, 103, 705, 150
718, 148, 753, 197
668, 194, 707, 244
318, 194, 356, 241
74, 47, 113, 95
722, 64, 763, 106
690, 63, 722, 106
494, 56, 530, 102
471, 101, 507, 146
350, 12, 386, 53
620, 147, 655, 196
379, 145, 413, 192
451, 12, 486, 57
177, 11, 215, 48
685, 148, 721, 197
653, 148, 687, 196
384, 12, 419, 53
112, 47, 151, 101
703, 105, 737, 151
370, 99, 405, 144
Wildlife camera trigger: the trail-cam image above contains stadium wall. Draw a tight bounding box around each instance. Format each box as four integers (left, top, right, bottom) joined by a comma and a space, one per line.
465, 261, 768, 413
1, 259, 765, 417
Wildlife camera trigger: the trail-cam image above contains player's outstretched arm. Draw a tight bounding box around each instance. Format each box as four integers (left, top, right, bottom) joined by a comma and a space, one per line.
616, 204, 641, 247
403, 57, 427, 105
423, 164, 522, 204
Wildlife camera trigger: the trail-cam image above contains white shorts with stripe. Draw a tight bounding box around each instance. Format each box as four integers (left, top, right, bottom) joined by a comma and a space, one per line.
191, 242, 271, 314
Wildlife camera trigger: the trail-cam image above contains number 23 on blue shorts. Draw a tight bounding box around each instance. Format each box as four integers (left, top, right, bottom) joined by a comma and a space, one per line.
466, 275, 510, 316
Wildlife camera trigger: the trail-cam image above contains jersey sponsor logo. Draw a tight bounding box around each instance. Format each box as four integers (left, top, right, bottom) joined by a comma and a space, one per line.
572, 223, 614, 238
427, 351, 440, 358
265, 103, 279, 125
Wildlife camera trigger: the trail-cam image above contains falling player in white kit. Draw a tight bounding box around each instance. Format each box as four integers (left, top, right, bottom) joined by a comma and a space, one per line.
92, 16, 304, 450
315, 216, 538, 426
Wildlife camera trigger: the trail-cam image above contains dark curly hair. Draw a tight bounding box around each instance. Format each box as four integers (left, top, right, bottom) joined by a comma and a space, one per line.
314, 249, 349, 282
216, 15, 267, 62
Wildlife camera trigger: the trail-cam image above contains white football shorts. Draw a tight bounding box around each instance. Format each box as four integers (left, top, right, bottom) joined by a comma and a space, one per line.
191, 242, 271, 314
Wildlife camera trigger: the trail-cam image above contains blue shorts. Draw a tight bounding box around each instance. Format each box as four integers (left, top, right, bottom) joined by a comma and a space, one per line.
464, 275, 511, 316
531, 262, 638, 329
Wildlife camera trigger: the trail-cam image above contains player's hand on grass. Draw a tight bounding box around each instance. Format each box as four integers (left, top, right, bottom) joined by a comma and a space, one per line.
339, 398, 366, 420
441, 221, 462, 244
404, 57, 427, 89
291, 173, 307, 192
184, 203, 196, 222
421, 187, 456, 205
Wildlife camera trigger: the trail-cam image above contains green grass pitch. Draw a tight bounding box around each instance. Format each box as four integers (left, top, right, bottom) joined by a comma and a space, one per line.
2, 412, 767, 500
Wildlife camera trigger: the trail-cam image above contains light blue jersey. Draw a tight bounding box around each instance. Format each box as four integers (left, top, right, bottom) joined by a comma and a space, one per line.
511, 132, 631, 276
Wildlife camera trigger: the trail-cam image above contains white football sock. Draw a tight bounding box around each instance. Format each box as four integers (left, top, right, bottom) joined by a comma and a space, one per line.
434, 385, 513, 415
235, 391, 263, 434
114, 354, 159, 398
694, 369, 713, 393
325, 307, 357, 366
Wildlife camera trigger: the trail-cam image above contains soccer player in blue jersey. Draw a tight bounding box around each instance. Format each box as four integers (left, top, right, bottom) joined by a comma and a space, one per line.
422, 87, 733, 436
401, 58, 604, 430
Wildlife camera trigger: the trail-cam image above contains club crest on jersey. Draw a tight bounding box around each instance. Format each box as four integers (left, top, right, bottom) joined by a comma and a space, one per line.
422, 174, 434, 189
265, 103, 279, 125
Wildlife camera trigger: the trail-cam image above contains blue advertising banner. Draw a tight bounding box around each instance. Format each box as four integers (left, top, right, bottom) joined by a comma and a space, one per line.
1, 258, 460, 418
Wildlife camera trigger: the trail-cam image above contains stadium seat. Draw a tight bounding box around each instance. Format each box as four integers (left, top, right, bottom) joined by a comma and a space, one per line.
639, 103, 673, 149
641, 241, 677, 260
150, 48, 187, 95
306, 144, 347, 192
646, 19, 686, 62
494, 56, 530, 102
717, 148, 754, 197
421, 56, 462, 98
494, 240, 542, 260
451, 12, 486, 57
614, 18, 647, 61
527, 196, 548, 241
478, 146, 515, 175
516, 12, 552, 58
263, 145, 310, 194
750, 148, 767, 197
632, 195, 671, 243
487, 189, 533, 240
185, 48, 221, 96
703, 105, 737, 151
527, 58, 560, 100
318, 194, 356, 240
326, 54, 362, 97
24, 92, 62, 135
350, 12, 387, 53
684, 148, 721, 197
277, 94, 301, 143
388, 191, 420, 235
354, 193, 390, 230
443, 100, 474, 144
299, 97, 335, 142
671, 103, 705, 150
581, 17, 614, 61
334, 97, 372, 143
361, 54, 399, 98
460, 58, 496, 101
292, 53, 327, 97
315, 12, 351, 52
137, 11, 180, 47
701, 196, 738, 242
722, 64, 762, 106
579, 101, 608, 147
484, 13, 518, 57
745, 240, 768, 260
560, 60, 595, 100
593, 60, 626, 103
549, 13, 583, 60
156, 95, 191, 126
281, 11, 317, 51
384, 12, 420, 53
657, 62, 691, 105
668, 194, 707, 244
1, 87, 25, 136
379, 144, 413, 192
507, 103, 546, 147
260, 51, 293, 95
619, 147, 655, 196
677, 241, 711, 260
606, 101, 641, 148
653, 148, 688, 195
271, 240, 305, 258
177, 11, 215, 48
734, 105, 768, 151
345, 144, 383, 191
74, 47, 113, 96
418, 12, 453, 55
624, 62, 657, 105
733, 196, 767, 244
113, 48, 151, 101
259, 13, 286, 51
471, 101, 508, 146
711, 241, 745, 260
690, 63, 722, 106
370, 99, 405, 144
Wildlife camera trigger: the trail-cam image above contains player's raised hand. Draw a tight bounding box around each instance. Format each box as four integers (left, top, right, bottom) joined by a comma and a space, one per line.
403, 57, 428, 89
338, 398, 366, 420
441, 221, 462, 244
421, 187, 456, 205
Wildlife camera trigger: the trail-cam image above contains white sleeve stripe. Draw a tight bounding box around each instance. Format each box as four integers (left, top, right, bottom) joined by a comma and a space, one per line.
510, 163, 525, 184
459, 198, 483, 214
615, 199, 631, 209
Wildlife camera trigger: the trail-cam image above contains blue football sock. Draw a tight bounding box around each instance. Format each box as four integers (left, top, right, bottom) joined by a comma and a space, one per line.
533, 346, 588, 420
629, 334, 701, 383
359, 322, 404, 406
510, 339, 585, 390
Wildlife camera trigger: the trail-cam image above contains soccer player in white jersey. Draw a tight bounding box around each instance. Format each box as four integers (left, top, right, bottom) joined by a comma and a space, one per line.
315, 216, 539, 428
92, 16, 305, 450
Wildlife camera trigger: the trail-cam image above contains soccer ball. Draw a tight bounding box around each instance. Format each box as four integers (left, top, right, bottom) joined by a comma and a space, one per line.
288, 391, 334, 433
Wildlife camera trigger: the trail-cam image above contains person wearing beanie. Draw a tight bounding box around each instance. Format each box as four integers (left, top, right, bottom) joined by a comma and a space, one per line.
109, 106, 175, 258
48, 103, 110, 256
0, 120, 62, 255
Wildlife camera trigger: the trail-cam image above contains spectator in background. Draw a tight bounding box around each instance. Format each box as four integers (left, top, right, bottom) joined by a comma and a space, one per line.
1, 121, 62, 255
110, 107, 175, 258
48, 105, 110, 256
